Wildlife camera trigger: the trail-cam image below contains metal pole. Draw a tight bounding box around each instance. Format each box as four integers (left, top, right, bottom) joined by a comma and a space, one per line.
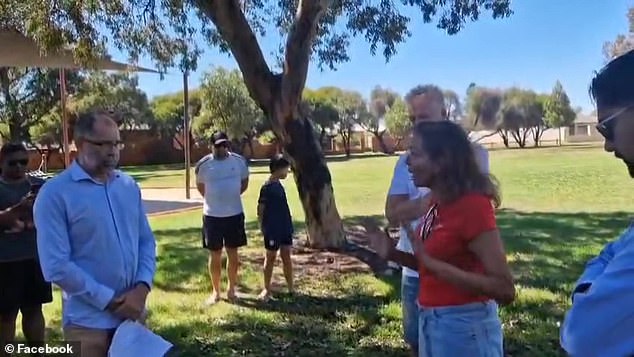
183, 71, 191, 199
59, 68, 70, 168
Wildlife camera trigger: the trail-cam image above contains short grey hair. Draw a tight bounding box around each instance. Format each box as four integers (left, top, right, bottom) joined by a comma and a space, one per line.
404, 84, 446, 107
73, 110, 120, 141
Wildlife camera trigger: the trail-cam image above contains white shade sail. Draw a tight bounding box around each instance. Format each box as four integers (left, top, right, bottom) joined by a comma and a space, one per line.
0, 30, 158, 72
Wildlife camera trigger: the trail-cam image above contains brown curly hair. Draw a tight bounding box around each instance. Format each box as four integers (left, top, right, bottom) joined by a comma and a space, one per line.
412, 120, 501, 208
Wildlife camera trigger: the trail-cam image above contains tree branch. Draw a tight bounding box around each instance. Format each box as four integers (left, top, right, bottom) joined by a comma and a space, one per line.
280, 0, 329, 117
194, 0, 275, 112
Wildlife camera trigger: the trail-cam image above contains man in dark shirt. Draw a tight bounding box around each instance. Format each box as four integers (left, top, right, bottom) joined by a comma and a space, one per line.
0, 143, 52, 356
257, 155, 294, 300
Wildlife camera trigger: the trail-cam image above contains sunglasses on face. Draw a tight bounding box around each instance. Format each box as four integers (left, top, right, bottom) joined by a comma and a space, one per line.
6, 159, 28, 167
596, 106, 631, 141
214, 142, 228, 149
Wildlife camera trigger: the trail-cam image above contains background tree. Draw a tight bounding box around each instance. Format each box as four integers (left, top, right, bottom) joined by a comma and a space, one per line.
543, 81, 576, 146
464, 86, 504, 144
303, 88, 339, 150
443, 89, 462, 122
603, 7, 634, 60
499, 88, 543, 148
192, 67, 263, 158
6, 0, 513, 248
385, 97, 411, 150
150, 90, 202, 150
0, 68, 83, 142
527, 93, 549, 147
70, 72, 154, 130
364, 86, 398, 154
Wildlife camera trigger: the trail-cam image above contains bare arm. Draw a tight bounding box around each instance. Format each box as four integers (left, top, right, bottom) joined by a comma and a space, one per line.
0, 196, 33, 228
385, 194, 432, 226
257, 203, 264, 225
196, 183, 205, 197
387, 249, 418, 271
0, 207, 18, 227
420, 230, 515, 305
385, 194, 408, 226
240, 178, 248, 194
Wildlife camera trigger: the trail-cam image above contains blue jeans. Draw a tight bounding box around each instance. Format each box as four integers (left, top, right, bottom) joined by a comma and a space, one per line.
418, 300, 503, 357
401, 275, 420, 348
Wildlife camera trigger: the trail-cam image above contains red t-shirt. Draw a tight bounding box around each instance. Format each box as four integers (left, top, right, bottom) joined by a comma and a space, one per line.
417, 193, 497, 307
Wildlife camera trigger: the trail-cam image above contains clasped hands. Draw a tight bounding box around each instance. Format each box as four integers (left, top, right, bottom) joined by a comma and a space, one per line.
106, 284, 150, 323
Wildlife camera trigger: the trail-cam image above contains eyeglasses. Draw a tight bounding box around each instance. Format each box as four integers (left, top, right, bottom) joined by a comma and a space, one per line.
85, 139, 125, 150
6, 159, 28, 167
596, 106, 631, 141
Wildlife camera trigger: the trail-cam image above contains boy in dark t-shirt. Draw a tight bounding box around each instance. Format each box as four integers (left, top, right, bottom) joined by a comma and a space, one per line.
257, 155, 294, 300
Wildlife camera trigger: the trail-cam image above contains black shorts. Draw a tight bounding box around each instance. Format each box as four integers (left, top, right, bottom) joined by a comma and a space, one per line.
0, 259, 53, 314
202, 213, 247, 251
263, 234, 293, 251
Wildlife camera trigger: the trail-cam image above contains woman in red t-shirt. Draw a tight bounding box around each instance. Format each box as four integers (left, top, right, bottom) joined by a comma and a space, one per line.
371, 120, 515, 357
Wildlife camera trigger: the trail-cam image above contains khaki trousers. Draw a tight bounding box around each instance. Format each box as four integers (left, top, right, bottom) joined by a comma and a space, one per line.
63, 325, 116, 357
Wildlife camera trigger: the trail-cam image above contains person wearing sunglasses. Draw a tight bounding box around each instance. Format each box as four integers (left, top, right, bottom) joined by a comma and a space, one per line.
0, 142, 52, 356
33, 111, 157, 357
195, 131, 250, 304
560, 50, 634, 356
371, 120, 515, 357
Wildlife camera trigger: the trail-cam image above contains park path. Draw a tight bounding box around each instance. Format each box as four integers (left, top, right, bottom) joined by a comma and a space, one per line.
141, 188, 203, 216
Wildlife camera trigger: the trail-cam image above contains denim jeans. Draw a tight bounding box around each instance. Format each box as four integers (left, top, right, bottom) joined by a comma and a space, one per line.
418, 300, 503, 357
401, 274, 420, 348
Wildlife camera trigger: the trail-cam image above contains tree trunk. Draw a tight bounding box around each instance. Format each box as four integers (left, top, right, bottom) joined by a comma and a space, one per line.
319, 128, 327, 150
196, 0, 346, 248
8, 119, 21, 142
497, 129, 510, 148
340, 131, 351, 158
284, 116, 346, 249
246, 136, 255, 159
374, 131, 390, 154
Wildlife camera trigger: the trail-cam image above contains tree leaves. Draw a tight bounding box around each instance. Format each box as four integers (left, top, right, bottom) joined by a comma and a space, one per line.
1, 1, 513, 74
192, 67, 263, 142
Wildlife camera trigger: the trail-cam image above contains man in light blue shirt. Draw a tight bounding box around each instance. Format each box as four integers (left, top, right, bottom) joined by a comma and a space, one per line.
560, 50, 634, 356
33, 110, 156, 357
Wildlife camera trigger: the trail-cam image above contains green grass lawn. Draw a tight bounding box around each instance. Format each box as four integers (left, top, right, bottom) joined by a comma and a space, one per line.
37, 143, 633, 356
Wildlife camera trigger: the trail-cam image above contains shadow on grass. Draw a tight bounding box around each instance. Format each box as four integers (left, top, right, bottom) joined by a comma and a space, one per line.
150, 209, 632, 357
154, 288, 407, 357
144, 199, 201, 215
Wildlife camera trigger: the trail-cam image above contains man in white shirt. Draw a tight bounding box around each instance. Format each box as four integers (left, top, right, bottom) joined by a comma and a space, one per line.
195, 132, 249, 304
384, 85, 489, 356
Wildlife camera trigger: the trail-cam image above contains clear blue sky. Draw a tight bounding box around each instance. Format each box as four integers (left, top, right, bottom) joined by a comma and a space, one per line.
113, 0, 632, 113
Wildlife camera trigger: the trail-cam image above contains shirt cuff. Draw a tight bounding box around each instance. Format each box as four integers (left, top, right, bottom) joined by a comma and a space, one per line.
94, 285, 116, 311
135, 272, 154, 290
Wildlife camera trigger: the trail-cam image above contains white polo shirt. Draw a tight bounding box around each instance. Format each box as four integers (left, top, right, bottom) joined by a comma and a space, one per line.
387, 142, 490, 278
195, 152, 249, 218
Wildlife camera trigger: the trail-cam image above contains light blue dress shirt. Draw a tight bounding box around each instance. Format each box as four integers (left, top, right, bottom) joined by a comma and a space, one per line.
561, 223, 634, 356
33, 161, 156, 329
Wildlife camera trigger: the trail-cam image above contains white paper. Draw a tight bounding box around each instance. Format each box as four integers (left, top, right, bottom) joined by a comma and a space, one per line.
108, 320, 173, 357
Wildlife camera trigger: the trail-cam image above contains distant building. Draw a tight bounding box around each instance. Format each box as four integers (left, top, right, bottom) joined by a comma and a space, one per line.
564, 113, 602, 143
